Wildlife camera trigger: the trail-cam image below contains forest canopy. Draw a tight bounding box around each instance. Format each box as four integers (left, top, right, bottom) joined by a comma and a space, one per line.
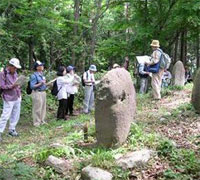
0, 0, 199, 71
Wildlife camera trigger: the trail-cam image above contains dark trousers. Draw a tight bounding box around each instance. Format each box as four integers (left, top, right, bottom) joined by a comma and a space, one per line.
57, 99, 68, 119
66, 94, 74, 115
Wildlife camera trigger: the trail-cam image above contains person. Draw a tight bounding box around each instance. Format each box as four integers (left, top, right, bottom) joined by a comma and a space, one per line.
83, 64, 97, 114
138, 61, 150, 94
0, 58, 22, 141
162, 69, 172, 88
185, 66, 192, 84
66, 66, 81, 116
112, 57, 129, 70
30, 61, 47, 127
56, 66, 72, 120
146, 40, 164, 100
123, 56, 129, 70
113, 64, 120, 69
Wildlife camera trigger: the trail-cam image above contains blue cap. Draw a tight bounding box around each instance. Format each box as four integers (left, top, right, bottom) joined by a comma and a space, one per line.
34, 60, 44, 70
67, 65, 74, 72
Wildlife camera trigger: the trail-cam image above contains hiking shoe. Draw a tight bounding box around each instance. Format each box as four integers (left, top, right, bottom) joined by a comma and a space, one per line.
8, 130, 18, 137
69, 113, 78, 116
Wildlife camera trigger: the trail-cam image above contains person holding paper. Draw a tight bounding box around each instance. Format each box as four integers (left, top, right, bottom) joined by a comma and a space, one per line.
30, 61, 47, 127
146, 40, 164, 100
0, 58, 22, 142
83, 65, 97, 114
138, 61, 150, 94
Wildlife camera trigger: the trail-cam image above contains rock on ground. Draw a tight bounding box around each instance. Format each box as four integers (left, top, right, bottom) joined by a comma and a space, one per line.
95, 68, 136, 147
172, 61, 185, 86
116, 149, 152, 169
81, 166, 113, 180
45, 155, 71, 174
192, 68, 200, 113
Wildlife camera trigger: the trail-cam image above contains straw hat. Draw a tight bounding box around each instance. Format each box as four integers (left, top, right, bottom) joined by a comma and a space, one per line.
150, 40, 160, 47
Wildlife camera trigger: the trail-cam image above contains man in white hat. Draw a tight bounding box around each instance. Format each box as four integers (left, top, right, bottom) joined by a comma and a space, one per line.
146, 40, 164, 100
83, 64, 97, 114
0, 58, 22, 141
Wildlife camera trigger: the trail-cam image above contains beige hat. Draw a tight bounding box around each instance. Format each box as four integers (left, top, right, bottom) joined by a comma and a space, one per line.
150, 40, 160, 47
9, 58, 21, 69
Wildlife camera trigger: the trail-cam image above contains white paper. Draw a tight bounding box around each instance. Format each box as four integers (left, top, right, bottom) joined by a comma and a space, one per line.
136, 56, 151, 64
46, 78, 56, 86
15, 75, 27, 86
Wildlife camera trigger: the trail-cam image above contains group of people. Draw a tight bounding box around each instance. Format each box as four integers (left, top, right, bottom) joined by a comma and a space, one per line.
0, 39, 177, 141
0, 58, 97, 141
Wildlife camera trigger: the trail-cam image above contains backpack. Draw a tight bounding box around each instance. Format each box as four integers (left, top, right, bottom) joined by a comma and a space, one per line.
26, 74, 37, 95
81, 71, 89, 86
158, 49, 171, 69
51, 80, 62, 96
0, 69, 7, 95
51, 80, 58, 96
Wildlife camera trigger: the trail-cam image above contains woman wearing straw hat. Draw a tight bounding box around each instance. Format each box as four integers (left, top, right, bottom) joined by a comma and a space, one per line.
146, 40, 164, 100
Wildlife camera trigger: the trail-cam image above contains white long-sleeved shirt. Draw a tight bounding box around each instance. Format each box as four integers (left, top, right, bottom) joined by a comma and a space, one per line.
66, 74, 81, 94
56, 76, 73, 100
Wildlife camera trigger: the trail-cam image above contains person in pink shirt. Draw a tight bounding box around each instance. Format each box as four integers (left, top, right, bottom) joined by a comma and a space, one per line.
0, 58, 22, 142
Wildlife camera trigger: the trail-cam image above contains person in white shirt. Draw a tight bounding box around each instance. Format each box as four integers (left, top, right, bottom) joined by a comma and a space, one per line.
66, 66, 81, 116
83, 64, 97, 114
56, 66, 73, 120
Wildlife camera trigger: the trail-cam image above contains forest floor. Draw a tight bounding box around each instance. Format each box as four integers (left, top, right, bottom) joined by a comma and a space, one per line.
0, 83, 200, 180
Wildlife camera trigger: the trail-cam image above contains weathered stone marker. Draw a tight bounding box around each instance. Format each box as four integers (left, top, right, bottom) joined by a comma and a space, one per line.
95, 68, 136, 147
81, 166, 113, 180
172, 61, 185, 86
192, 68, 200, 113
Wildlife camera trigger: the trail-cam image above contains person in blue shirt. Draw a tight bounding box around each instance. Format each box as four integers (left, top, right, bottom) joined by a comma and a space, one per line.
30, 61, 47, 127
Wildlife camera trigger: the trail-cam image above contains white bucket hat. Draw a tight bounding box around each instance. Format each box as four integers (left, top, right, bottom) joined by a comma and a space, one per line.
89, 64, 97, 72
9, 58, 21, 69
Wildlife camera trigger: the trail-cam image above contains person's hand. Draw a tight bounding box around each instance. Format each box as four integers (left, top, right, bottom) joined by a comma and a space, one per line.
41, 80, 46, 85
12, 84, 19, 88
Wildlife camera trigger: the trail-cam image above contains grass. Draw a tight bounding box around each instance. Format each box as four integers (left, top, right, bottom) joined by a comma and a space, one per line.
0, 84, 199, 179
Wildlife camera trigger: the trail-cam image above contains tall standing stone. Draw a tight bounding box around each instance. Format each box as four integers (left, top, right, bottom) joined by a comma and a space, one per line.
95, 68, 136, 147
192, 68, 200, 113
172, 61, 185, 86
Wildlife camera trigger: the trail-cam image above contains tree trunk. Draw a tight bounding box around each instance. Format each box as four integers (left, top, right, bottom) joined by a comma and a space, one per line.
180, 30, 187, 65
28, 39, 34, 70
173, 33, 179, 63
50, 41, 54, 69
72, 0, 80, 66
90, 0, 102, 65
197, 31, 200, 68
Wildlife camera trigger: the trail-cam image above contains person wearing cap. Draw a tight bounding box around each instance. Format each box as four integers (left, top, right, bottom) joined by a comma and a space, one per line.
0, 58, 22, 141
83, 64, 97, 114
65, 66, 81, 116
30, 61, 47, 127
146, 40, 164, 100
